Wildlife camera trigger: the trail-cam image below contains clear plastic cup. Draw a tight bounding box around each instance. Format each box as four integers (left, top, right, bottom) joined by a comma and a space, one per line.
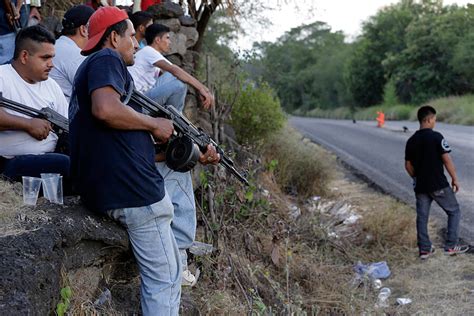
22, 176, 42, 206
41, 173, 63, 205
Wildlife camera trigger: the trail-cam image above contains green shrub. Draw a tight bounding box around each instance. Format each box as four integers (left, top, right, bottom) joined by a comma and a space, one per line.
230, 83, 286, 144
261, 125, 332, 198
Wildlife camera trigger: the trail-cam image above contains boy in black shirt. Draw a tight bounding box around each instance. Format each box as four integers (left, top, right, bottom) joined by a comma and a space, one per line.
405, 105, 468, 259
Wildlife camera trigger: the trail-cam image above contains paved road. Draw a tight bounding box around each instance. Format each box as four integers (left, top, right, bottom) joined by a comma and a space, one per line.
290, 117, 474, 244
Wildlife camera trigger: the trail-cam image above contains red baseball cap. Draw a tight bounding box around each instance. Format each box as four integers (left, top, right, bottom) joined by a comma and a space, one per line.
81, 6, 129, 56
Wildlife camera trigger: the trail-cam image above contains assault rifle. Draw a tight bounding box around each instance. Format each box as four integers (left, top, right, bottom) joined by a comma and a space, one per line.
3, 0, 21, 33
126, 89, 249, 186
0, 93, 69, 133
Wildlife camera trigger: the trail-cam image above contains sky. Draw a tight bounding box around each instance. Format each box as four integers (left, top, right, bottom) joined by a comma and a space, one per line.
234, 0, 472, 51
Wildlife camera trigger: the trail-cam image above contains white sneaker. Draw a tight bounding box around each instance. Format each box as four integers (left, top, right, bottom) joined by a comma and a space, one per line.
182, 270, 197, 287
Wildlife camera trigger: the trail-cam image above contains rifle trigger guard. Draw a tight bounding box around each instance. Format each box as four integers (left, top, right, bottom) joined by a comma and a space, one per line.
165, 135, 200, 172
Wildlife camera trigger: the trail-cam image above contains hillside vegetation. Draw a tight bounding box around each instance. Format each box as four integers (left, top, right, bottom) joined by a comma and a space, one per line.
245, 1, 473, 121
303, 94, 474, 125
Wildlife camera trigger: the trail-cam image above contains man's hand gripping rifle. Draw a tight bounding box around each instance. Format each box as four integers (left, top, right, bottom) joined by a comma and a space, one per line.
128, 89, 249, 186
0, 93, 69, 133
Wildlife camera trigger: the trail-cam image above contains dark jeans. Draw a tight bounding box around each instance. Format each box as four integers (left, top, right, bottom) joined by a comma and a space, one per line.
415, 187, 461, 251
0, 153, 70, 182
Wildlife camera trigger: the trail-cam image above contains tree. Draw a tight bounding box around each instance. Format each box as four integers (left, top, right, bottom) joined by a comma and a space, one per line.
451, 30, 474, 91
347, 0, 423, 107
388, 4, 473, 103
248, 21, 353, 112
183, 1, 283, 51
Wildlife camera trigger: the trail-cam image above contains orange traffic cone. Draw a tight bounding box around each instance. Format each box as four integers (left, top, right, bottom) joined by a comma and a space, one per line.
376, 111, 385, 128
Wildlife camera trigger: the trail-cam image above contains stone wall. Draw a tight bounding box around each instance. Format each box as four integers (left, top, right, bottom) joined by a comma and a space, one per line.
0, 198, 134, 314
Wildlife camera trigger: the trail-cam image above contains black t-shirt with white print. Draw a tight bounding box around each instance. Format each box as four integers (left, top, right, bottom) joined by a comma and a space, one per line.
405, 128, 451, 193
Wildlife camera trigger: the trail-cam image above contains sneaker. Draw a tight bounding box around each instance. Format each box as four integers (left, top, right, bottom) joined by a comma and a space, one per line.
444, 245, 469, 256
419, 246, 435, 260
182, 270, 197, 287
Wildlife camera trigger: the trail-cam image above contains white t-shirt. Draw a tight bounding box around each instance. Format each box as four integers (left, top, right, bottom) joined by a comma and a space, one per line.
50, 36, 86, 101
128, 46, 171, 92
0, 64, 68, 157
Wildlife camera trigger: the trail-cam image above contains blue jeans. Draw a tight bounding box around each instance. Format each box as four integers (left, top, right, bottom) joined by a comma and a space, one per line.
156, 162, 196, 270
145, 72, 187, 112
0, 153, 70, 181
416, 186, 461, 251
0, 32, 15, 65
146, 72, 196, 270
107, 194, 181, 315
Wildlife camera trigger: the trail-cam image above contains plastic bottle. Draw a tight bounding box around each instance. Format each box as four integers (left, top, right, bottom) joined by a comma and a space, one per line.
376, 287, 391, 308
372, 278, 382, 289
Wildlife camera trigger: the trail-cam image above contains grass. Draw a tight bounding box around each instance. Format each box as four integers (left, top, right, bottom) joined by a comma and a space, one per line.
303, 94, 474, 125
412, 94, 474, 125
189, 127, 473, 314
0, 178, 24, 236
1, 125, 472, 314
260, 125, 334, 198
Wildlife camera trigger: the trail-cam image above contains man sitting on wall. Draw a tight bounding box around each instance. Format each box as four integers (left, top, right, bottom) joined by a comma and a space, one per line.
0, 25, 69, 181
50, 5, 94, 101
129, 11, 152, 49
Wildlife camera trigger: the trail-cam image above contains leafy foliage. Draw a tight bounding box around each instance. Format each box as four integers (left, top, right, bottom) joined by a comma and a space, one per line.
350, 1, 473, 106
230, 82, 285, 144
388, 4, 473, 103
383, 80, 399, 106
248, 22, 353, 112
56, 286, 72, 316
251, 1, 473, 113
347, 0, 420, 107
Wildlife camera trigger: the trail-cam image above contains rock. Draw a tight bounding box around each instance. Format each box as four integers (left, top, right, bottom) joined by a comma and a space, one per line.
41, 16, 62, 37
180, 26, 199, 48
181, 63, 194, 76
184, 94, 198, 122
183, 50, 199, 65
179, 15, 197, 27
146, 0, 184, 19
0, 198, 133, 314
166, 53, 182, 66
155, 18, 181, 32
168, 32, 188, 57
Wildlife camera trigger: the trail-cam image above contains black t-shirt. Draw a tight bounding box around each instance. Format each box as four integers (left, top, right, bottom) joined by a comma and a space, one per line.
405, 128, 451, 193
69, 48, 165, 213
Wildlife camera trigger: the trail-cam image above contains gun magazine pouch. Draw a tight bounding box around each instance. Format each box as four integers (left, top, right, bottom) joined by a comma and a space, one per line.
165, 135, 200, 172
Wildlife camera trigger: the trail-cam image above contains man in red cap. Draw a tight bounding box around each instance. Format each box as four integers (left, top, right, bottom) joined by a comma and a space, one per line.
68, 6, 218, 314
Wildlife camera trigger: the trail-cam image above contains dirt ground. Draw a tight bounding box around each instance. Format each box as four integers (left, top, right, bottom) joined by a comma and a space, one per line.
1, 143, 472, 314
184, 154, 474, 315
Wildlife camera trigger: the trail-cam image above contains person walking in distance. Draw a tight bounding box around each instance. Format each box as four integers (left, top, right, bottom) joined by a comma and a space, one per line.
405, 105, 469, 259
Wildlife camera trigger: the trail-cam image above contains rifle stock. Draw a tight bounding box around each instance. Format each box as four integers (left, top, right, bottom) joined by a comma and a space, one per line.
128, 89, 249, 186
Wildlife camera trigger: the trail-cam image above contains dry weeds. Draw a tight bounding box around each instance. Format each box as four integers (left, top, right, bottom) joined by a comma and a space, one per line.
1, 127, 472, 314
0, 178, 25, 236
189, 129, 473, 314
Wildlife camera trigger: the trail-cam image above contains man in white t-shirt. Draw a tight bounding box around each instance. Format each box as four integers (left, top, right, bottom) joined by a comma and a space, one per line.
129, 11, 152, 50
50, 5, 94, 101
128, 23, 214, 111
128, 23, 215, 287
0, 25, 69, 181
